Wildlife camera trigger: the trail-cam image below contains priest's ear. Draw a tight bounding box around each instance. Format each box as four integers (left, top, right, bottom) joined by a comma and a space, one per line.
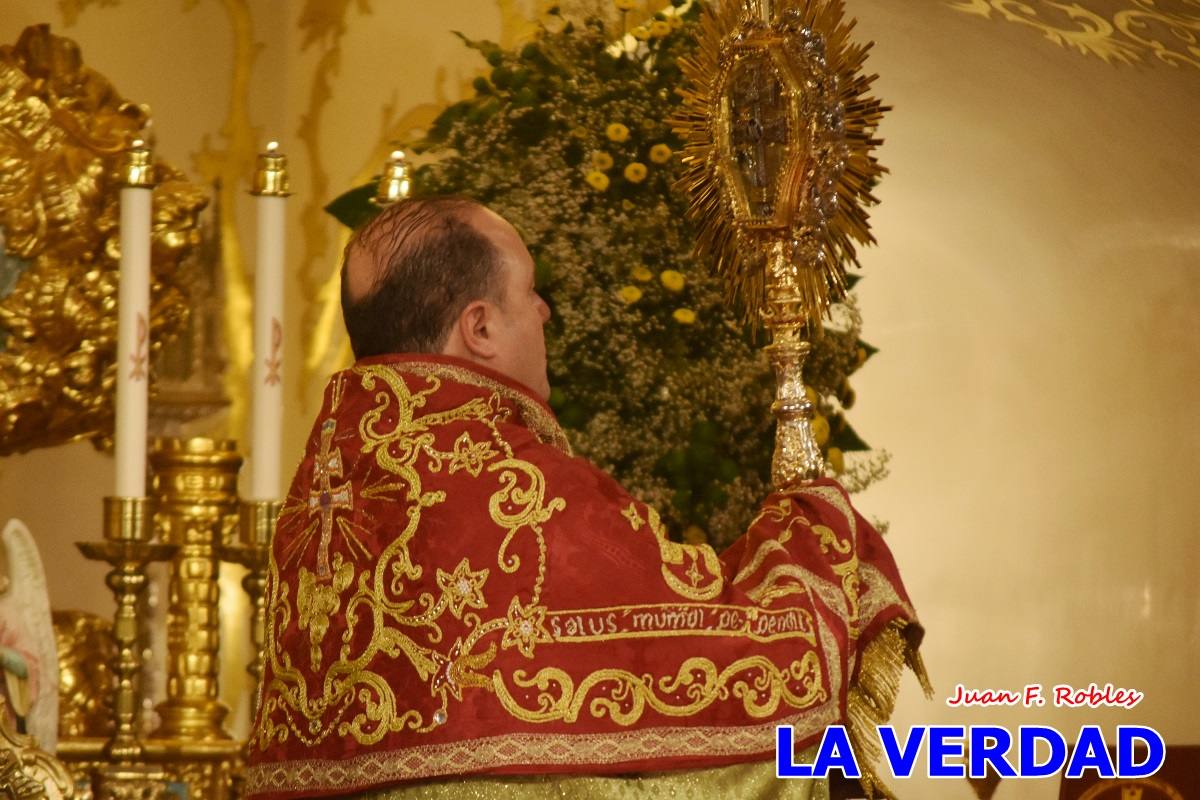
450, 299, 499, 360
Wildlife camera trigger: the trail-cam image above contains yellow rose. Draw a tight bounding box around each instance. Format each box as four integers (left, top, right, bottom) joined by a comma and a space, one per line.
811, 415, 830, 447
618, 285, 643, 304
683, 525, 707, 545
632, 265, 653, 282
585, 171, 610, 191
827, 447, 845, 475
659, 269, 685, 292
649, 143, 672, 164
606, 122, 630, 142
650, 20, 671, 38
623, 161, 648, 183
672, 308, 697, 325
631, 26, 651, 41
613, 0, 637, 10
592, 151, 614, 171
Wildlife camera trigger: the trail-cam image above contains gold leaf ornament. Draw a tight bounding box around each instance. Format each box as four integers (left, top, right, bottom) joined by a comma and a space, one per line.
0, 25, 206, 455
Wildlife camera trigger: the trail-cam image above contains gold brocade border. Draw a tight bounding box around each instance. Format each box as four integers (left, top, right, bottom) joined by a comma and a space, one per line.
353, 755, 828, 800
950, 0, 1200, 70
244, 706, 839, 796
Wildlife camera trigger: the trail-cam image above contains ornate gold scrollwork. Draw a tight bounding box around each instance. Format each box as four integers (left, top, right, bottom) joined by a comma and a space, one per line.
0, 25, 205, 456
0, 697, 75, 800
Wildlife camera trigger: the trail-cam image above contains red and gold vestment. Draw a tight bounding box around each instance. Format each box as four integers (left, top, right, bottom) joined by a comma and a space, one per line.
245, 355, 923, 799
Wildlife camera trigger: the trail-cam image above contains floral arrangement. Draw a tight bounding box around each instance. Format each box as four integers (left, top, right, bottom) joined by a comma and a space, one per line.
327, 1, 886, 547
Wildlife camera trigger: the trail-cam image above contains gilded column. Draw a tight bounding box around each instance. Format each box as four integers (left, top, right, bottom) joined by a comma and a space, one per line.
149, 438, 242, 741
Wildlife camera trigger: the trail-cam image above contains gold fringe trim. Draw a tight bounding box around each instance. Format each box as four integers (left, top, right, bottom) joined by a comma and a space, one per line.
847, 619, 932, 800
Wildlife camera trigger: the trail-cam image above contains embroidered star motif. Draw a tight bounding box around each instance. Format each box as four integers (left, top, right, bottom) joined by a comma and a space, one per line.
446, 432, 498, 477
435, 558, 490, 619
621, 502, 645, 531
501, 597, 553, 658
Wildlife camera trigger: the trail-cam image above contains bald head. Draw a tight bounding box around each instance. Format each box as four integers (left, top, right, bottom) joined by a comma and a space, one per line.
340, 197, 503, 358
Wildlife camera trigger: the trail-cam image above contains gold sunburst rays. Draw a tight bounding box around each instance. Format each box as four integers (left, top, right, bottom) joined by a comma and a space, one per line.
672, 0, 888, 331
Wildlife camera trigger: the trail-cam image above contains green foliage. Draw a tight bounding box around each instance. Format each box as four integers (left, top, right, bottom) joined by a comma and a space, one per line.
325, 5, 884, 547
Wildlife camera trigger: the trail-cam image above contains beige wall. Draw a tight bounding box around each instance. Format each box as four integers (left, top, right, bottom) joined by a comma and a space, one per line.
2, 0, 1197, 795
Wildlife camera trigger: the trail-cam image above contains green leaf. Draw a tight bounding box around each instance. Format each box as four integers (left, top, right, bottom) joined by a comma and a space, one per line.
324, 184, 378, 230
829, 416, 870, 452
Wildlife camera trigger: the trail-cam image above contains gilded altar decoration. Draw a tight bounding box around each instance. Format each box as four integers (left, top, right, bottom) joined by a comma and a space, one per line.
0, 25, 207, 456
673, 0, 887, 488
51, 612, 116, 740
0, 697, 75, 800
245, 355, 919, 799
951, 0, 1200, 71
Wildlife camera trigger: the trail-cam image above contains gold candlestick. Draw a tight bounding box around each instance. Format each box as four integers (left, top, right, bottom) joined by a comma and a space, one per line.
148, 438, 242, 742
250, 141, 290, 197
76, 497, 176, 763
219, 501, 279, 703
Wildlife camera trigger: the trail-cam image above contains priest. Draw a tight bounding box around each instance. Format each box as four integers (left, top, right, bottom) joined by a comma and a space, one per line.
245, 197, 926, 800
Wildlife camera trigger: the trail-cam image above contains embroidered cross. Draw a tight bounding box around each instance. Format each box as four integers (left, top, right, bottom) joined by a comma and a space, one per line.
308, 419, 352, 579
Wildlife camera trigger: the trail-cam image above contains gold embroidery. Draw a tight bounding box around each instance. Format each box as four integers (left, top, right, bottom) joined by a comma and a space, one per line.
621, 503, 644, 531
502, 598, 554, 658
296, 557, 355, 669
445, 432, 499, 477
643, 507, 724, 602
793, 485, 863, 636
308, 418, 354, 579
434, 559, 489, 620
397, 361, 573, 453
493, 653, 827, 726
256, 362, 868, 774
244, 712, 839, 795
546, 603, 816, 645
431, 639, 497, 702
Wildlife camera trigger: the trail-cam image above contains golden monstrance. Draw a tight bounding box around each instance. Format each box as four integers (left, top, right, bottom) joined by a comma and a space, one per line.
674, 0, 888, 489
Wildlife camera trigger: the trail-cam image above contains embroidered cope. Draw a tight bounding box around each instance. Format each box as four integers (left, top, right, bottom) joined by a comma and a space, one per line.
246, 355, 919, 799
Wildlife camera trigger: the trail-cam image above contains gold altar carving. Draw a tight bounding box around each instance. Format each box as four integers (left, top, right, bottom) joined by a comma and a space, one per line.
0, 697, 75, 800
951, 0, 1200, 71
0, 25, 207, 456
674, 0, 887, 489
52, 612, 116, 741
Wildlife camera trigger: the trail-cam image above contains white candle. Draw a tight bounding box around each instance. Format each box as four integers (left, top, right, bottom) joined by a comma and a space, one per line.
248, 142, 290, 501
114, 140, 154, 498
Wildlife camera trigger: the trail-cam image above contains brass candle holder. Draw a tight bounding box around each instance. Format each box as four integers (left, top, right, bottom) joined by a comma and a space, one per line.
219, 501, 279, 704
77, 497, 176, 764
250, 141, 290, 197
148, 438, 242, 742
372, 149, 411, 207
